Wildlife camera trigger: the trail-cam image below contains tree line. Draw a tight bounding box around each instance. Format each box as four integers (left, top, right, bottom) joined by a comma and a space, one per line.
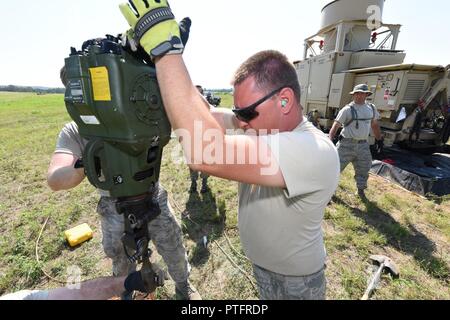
0, 85, 231, 95
0, 85, 65, 94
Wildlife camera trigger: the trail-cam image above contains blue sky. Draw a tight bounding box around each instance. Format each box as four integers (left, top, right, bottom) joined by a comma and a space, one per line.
0, 0, 449, 88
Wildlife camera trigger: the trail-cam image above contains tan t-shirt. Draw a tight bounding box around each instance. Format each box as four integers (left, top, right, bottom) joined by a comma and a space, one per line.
238, 120, 340, 276
335, 102, 380, 140
55, 121, 87, 158
54, 122, 112, 196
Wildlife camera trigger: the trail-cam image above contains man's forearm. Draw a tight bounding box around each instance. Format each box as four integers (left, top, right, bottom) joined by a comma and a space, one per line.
212, 108, 239, 132
156, 55, 226, 165
156, 55, 221, 132
372, 122, 383, 140
47, 166, 85, 191
329, 122, 341, 141
48, 276, 126, 300
329, 128, 336, 141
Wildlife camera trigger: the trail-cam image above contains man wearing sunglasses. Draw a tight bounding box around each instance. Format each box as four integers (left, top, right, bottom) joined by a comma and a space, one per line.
119, 0, 340, 300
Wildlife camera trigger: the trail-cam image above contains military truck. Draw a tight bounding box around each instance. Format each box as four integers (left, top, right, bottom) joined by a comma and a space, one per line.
205, 91, 221, 107
294, 0, 450, 152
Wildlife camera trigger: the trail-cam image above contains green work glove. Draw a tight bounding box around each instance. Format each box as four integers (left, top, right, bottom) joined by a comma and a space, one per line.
119, 0, 183, 60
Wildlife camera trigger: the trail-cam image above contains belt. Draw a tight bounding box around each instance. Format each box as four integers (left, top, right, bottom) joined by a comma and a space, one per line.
341, 138, 368, 144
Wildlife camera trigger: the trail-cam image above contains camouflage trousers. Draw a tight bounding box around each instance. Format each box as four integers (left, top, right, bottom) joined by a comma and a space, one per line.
252, 264, 326, 300
96, 185, 190, 283
337, 139, 372, 190
189, 169, 209, 181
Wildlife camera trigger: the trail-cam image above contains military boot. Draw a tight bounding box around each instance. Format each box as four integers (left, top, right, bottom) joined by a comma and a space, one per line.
357, 189, 367, 199
175, 281, 202, 300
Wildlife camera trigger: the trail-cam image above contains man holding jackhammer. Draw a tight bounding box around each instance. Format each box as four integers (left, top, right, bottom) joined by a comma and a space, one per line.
117, 0, 340, 300
328, 84, 384, 199
47, 120, 200, 300
47, 19, 200, 300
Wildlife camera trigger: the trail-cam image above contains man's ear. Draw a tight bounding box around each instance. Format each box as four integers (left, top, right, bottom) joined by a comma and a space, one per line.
279, 87, 295, 111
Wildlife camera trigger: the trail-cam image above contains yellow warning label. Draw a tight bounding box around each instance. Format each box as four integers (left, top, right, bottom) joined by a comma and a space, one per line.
89, 67, 111, 101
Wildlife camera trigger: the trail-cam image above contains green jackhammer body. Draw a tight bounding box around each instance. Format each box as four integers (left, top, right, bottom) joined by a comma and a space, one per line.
63, 35, 172, 297
64, 35, 171, 198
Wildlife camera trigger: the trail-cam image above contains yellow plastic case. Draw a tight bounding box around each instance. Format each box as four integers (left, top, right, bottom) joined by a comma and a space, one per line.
64, 223, 93, 247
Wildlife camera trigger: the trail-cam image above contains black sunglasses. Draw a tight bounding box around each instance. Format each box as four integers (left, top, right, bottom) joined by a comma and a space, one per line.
232, 86, 286, 123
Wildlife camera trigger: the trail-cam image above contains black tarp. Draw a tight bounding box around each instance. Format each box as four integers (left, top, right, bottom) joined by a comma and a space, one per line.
370, 147, 450, 196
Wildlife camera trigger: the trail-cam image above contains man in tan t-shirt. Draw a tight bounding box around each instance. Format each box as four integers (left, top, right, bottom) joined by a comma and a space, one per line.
47, 121, 200, 300
329, 84, 383, 199
48, 67, 200, 300
156, 48, 339, 299
119, 12, 340, 299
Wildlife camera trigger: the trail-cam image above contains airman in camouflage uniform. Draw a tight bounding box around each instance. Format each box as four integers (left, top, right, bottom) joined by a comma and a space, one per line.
48, 122, 200, 299
329, 84, 384, 198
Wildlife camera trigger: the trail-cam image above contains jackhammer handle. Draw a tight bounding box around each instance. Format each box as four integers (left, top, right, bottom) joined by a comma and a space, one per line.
361, 263, 384, 300
84, 138, 113, 190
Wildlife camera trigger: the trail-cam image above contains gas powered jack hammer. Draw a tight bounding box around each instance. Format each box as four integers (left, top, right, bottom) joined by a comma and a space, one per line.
63, 35, 172, 299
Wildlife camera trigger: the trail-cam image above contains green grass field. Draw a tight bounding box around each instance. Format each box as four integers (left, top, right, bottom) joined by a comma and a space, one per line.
0, 92, 448, 300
